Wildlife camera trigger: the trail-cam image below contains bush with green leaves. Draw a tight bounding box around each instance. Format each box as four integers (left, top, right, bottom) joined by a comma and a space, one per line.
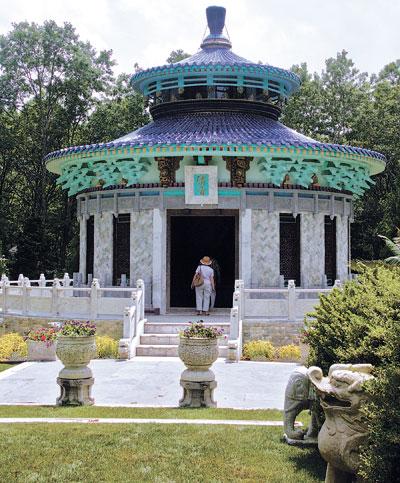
304, 265, 400, 483
242, 340, 275, 360
95, 336, 118, 359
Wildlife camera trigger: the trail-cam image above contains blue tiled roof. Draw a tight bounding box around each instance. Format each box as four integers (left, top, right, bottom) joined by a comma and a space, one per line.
174, 47, 254, 66
45, 112, 385, 162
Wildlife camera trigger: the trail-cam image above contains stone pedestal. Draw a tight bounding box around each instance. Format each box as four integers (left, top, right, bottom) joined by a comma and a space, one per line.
179, 377, 217, 408
56, 377, 94, 406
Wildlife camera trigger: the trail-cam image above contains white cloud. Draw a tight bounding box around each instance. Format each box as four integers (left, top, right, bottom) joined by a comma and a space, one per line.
0, 0, 399, 76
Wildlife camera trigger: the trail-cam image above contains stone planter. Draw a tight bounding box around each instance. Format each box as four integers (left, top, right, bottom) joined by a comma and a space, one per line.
178, 337, 219, 407
56, 335, 96, 379
55, 335, 96, 406
27, 340, 57, 361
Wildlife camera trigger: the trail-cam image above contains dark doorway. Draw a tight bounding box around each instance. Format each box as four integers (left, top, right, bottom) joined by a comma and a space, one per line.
169, 212, 238, 308
280, 214, 301, 286
324, 216, 337, 286
86, 216, 94, 282
113, 214, 130, 285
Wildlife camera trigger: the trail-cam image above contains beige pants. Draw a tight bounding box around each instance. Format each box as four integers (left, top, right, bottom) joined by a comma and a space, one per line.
195, 283, 212, 312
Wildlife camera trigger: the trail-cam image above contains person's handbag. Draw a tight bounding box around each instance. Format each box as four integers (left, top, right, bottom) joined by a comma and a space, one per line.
192, 266, 204, 287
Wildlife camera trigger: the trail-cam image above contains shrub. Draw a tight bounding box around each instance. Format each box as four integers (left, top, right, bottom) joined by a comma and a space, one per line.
96, 336, 118, 359
276, 344, 301, 361
0, 333, 27, 361
305, 265, 400, 482
242, 340, 274, 360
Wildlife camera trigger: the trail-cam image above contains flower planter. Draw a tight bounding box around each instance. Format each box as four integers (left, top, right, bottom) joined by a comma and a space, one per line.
27, 340, 57, 362
178, 337, 219, 408
56, 335, 96, 380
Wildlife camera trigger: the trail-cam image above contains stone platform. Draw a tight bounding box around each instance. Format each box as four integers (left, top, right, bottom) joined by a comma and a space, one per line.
0, 359, 297, 409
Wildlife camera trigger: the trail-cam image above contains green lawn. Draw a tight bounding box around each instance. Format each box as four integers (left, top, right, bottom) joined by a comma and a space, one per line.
0, 363, 14, 373
0, 422, 325, 482
0, 405, 304, 421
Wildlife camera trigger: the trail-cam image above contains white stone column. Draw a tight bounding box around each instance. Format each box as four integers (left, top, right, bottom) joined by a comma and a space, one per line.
251, 210, 280, 287
130, 210, 153, 290
152, 208, 166, 314
336, 215, 349, 281
93, 212, 114, 286
239, 209, 252, 288
79, 216, 87, 282
300, 213, 325, 288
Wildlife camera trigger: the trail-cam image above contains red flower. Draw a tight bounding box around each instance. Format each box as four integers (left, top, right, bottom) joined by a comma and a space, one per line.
41, 335, 46, 341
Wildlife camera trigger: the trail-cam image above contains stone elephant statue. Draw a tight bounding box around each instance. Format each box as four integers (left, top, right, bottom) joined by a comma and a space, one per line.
283, 365, 321, 444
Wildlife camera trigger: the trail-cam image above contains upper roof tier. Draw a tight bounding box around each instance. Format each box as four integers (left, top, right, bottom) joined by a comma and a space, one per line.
130, 6, 300, 101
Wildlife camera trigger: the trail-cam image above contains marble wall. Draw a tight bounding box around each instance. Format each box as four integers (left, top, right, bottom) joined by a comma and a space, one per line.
79, 216, 87, 280
336, 215, 349, 281
300, 213, 325, 288
94, 212, 113, 286
130, 210, 153, 289
251, 210, 280, 287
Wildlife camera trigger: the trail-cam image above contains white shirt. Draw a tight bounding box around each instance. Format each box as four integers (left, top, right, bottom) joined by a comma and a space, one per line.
196, 265, 214, 284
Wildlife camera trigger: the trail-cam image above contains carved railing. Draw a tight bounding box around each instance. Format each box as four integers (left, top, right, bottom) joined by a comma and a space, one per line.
227, 279, 342, 362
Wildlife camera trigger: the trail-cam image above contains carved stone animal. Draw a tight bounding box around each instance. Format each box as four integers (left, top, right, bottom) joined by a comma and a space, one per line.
283, 365, 320, 443
308, 364, 374, 483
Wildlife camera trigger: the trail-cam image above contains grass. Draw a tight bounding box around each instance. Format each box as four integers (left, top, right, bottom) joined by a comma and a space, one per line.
0, 422, 325, 482
0, 363, 14, 373
0, 405, 310, 421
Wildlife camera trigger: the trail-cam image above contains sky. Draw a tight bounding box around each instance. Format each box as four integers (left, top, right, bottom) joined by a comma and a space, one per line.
0, 0, 399, 77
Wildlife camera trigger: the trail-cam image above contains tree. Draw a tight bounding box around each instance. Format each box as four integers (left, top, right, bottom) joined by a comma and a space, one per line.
84, 73, 149, 143
166, 49, 191, 63
0, 21, 114, 277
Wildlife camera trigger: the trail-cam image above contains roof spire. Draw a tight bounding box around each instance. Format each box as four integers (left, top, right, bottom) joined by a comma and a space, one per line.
201, 6, 232, 49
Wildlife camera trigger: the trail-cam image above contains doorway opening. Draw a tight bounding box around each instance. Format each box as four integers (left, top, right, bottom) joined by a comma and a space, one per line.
168, 210, 238, 309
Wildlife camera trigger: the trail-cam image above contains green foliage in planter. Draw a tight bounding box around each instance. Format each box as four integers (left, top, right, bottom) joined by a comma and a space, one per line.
0, 333, 27, 361
95, 336, 118, 359
180, 321, 224, 339
60, 321, 96, 337
242, 340, 275, 360
304, 265, 400, 482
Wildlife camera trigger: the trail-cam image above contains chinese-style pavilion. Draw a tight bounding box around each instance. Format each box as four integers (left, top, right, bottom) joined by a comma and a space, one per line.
45, 6, 385, 312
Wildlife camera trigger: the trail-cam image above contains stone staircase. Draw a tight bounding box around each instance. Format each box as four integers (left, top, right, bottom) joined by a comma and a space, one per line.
136, 318, 230, 357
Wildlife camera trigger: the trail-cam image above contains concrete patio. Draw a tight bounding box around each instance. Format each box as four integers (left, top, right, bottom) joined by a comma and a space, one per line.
0, 359, 298, 409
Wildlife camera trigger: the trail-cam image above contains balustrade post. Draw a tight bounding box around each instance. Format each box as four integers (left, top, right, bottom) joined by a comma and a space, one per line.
17, 274, 24, 286
136, 279, 145, 320
90, 279, 100, 319
1, 277, 9, 315
230, 303, 239, 340
52, 278, 61, 316
234, 279, 244, 322
39, 273, 46, 297
333, 280, 342, 289
131, 291, 138, 332
22, 277, 31, 315
288, 280, 296, 321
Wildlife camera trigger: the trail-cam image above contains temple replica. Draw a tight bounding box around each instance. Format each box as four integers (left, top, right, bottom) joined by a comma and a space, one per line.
45, 6, 385, 314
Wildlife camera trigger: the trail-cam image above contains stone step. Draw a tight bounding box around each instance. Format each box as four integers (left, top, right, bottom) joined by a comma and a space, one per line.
140, 333, 231, 345
144, 322, 230, 335
140, 334, 179, 345
135, 344, 228, 357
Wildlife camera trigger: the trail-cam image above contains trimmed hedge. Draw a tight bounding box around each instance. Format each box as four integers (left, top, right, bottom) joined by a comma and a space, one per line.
305, 265, 400, 482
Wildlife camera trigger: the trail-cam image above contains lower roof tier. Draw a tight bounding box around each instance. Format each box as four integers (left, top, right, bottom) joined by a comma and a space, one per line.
45, 112, 385, 197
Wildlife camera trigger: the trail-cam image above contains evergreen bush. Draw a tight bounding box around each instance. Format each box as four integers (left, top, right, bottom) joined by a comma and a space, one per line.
304, 265, 400, 482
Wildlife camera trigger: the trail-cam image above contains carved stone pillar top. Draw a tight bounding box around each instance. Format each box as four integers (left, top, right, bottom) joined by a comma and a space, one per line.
223, 156, 252, 186
156, 157, 183, 187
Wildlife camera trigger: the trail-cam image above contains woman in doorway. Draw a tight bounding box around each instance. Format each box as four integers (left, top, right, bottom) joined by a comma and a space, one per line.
191, 256, 215, 316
